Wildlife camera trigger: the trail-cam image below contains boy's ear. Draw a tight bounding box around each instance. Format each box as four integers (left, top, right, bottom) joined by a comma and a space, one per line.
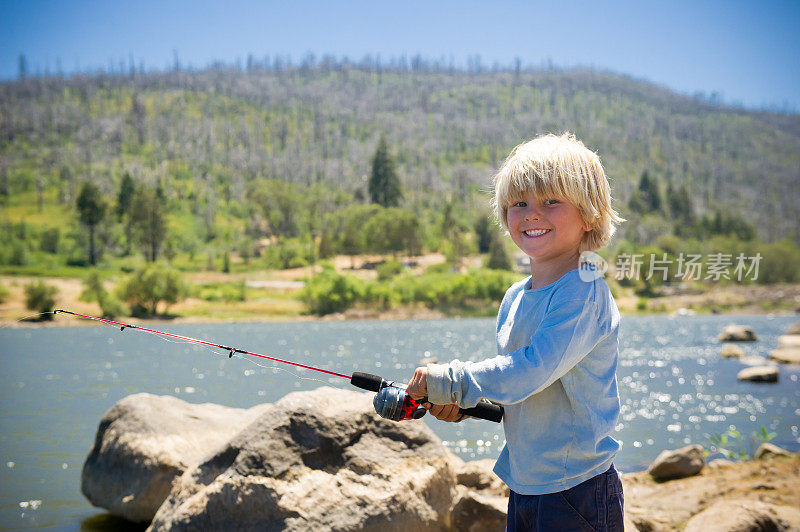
582, 222, 593, 232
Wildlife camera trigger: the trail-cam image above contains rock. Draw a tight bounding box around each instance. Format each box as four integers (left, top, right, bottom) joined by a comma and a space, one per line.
647, 445, 705, 481
737, 366, 779, 383
707, 459, 736, 469
626, 515, 657, 531
721, 344, 745, 358
755, 443, 792, 460
81, 393, 270, 523
683, 499, 798, 532
718, 325, 758, 342
770, 336, 800, 364
770, 348, 800, 364
454, 458, 508, 496
785, 322, 800, 335
147, 387, 456, 531
778, 335, 800, 348
739, 355, 769, 366
623, 455, 800, 532
450, 486, 507, 532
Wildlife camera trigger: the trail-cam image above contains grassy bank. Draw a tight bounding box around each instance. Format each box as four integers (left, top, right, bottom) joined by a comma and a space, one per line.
2, 257, 798, 326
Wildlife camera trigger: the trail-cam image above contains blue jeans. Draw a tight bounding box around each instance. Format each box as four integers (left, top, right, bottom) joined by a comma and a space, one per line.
506, 464, 624, 531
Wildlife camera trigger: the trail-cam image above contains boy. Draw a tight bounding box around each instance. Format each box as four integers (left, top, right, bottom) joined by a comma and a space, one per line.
406, 133, 625, 531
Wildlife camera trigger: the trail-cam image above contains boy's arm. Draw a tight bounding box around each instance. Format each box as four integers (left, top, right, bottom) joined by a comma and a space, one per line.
426, 297, 612, 408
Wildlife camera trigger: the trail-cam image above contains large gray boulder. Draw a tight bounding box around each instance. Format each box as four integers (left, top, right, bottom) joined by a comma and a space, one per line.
647, 445, 705, 481
718, 325, 758, 342
81, 393, 270, 523
147, 387, 457, 531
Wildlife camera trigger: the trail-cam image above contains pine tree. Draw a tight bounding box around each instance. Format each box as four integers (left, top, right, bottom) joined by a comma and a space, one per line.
486, 231, 512, 270
116, 172, 135, 219
677, 185, 695, 225
368, 136, 403, 207
117, 172, 136, 255
474, 215, 493, 254
638, 171, 662, 213
130, 186, 167, 262
76, 181, 106, 265
441, 202, 467, 264
130, 93, 146, 145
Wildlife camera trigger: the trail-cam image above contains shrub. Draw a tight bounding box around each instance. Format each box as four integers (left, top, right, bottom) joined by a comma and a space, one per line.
363, 282, 398, 310
756, 239, 800, 284
376, 260, 403, 281
363, 208, 423, 257
197, 281, 246, 302
24, 280, 58, 319
8, 240, 29, 266
39, 227, 60, 254
80, 271, 127, 319
299, 265, 364, 315
116, 264, 188, 317
0, 280, 8, 304
263, 238, 314, 269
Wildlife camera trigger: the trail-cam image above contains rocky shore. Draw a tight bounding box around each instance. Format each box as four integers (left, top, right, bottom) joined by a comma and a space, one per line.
82, 389, 799, 532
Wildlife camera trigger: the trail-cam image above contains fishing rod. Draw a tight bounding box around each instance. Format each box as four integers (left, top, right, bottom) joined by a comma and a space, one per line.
53, 309, 503, 423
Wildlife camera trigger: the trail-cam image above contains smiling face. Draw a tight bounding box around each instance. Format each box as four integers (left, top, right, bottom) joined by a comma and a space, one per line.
492, 134, 624, 260
506, 190, 592, 274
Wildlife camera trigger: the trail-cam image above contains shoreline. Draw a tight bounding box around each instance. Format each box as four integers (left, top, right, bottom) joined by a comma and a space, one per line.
3, 273, 798, 328
3, 307, 799, 328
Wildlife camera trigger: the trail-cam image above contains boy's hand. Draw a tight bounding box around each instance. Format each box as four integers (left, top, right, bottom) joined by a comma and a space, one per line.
406, 367, 428, 400
425, 402, 464, 422
408, 367, 463, 422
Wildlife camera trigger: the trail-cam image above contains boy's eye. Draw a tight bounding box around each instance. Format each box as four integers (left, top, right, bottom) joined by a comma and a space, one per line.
512, 201, 527, 208
543, 199, 560, 205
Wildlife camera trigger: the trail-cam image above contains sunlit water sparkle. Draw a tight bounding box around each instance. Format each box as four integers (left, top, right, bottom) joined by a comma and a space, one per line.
1, 314, 798, 529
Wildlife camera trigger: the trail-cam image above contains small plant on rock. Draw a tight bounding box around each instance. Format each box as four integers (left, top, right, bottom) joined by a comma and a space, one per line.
705, 426, 777, 461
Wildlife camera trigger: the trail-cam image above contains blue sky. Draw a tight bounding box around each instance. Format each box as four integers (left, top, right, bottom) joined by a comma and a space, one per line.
2, 0, 799, 110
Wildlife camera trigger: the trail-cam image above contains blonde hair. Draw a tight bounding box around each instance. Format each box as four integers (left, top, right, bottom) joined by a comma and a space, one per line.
492, 133, 624, 253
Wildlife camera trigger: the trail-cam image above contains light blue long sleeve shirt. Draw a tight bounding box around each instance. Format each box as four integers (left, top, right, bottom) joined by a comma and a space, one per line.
426, 269, 621, 495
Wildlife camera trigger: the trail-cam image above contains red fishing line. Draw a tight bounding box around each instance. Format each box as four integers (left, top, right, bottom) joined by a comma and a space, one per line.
54, 309, 351, 380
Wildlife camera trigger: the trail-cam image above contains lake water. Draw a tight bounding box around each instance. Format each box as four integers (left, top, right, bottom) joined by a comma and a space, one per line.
1, 314, 799, 530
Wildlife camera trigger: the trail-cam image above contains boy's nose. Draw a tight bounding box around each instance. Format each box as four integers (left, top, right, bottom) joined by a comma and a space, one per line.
524, 208, 541, 221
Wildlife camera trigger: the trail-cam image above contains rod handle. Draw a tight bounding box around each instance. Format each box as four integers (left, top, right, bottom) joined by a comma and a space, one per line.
461, 401, 504, 423
350, 372, 384, 392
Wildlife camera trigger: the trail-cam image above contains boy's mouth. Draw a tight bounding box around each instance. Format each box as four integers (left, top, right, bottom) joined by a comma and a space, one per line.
523, 229, 551, 237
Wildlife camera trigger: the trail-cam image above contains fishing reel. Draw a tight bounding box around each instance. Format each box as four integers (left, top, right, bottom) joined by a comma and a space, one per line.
373, 384, 428, 421
350, 372, 504, 423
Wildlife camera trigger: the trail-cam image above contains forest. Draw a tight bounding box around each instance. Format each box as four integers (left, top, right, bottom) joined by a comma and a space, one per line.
1, 56, 798, 317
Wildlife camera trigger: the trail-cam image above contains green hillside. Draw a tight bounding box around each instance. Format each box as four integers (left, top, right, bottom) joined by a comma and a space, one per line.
0, 62, 798, 286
